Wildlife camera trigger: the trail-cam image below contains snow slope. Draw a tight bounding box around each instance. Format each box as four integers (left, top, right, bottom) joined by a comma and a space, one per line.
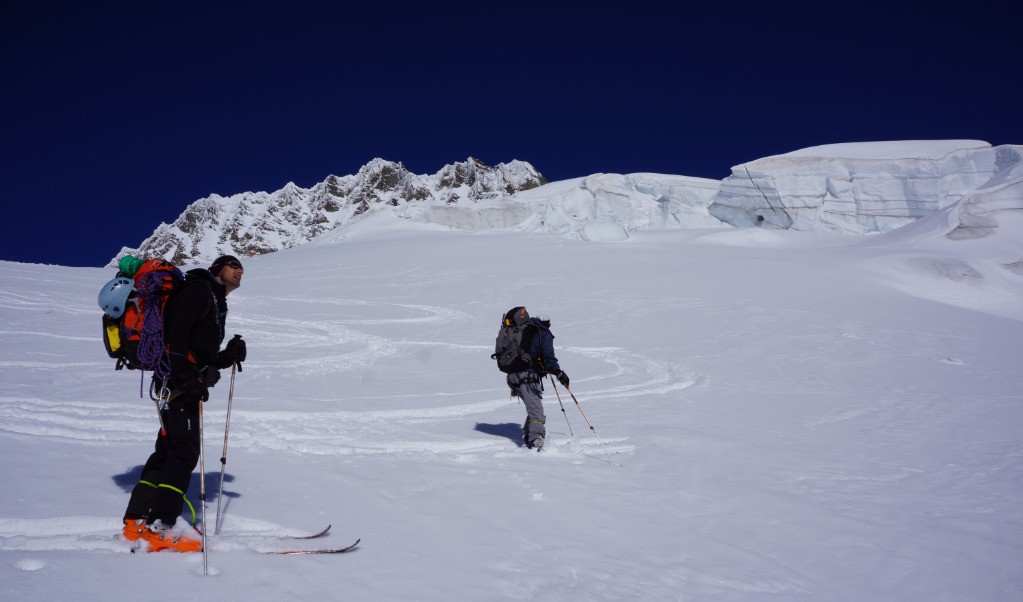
1, 210, 1022, 600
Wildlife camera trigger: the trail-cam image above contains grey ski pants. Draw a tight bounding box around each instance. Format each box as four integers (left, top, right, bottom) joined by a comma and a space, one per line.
508, 371, 545, 445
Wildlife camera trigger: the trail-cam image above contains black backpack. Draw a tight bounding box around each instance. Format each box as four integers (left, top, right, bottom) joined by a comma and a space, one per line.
492, 307, 539, 373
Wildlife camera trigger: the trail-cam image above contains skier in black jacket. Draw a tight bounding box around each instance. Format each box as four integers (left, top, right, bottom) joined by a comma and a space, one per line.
122, 255, 247, 552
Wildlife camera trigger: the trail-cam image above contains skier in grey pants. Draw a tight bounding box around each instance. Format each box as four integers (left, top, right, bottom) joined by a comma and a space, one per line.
506, 311, 569, 451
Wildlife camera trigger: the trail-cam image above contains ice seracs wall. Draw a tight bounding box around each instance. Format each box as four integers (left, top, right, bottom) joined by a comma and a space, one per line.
401, 172, 725, 242
708, 141, 1023, 234
948, 148, 1023, 243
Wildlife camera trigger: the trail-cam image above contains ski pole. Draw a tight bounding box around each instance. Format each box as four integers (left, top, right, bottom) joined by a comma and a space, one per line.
198, 396, 209, 575
215, 363, 237, 535
539, 360, 573, 436
565, 385, 616, 466
547, 375, 574, 436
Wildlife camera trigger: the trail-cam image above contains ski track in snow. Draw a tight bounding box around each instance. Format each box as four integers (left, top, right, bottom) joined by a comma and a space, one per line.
225, 298, 472, 374
0, 365, 658, 457
0, 297, 695, 460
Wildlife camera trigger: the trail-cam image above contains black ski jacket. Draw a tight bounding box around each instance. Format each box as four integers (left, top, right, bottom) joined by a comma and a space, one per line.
166, 268, 227, 378
527, 319, 561, 376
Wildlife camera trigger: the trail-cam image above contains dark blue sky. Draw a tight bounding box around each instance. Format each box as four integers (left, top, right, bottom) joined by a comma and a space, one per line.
3, 1, 1020, 267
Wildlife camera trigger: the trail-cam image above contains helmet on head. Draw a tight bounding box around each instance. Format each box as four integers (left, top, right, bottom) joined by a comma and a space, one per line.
98, 277, 134, 318
503, 306, 529, 326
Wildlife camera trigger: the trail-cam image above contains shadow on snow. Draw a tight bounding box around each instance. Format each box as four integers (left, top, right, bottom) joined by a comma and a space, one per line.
112, 465, 240, 523
474, 422, 524, 447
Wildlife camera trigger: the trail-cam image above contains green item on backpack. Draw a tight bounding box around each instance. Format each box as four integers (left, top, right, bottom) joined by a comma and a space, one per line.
117, 255, 145, 277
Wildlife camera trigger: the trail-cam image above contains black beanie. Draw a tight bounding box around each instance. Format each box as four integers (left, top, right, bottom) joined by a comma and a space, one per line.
209, 255, 241, 277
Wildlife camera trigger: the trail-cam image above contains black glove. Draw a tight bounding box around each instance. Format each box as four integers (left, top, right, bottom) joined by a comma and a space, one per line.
217, 334, 246, 369
172, 369, 209, 402
203, 365, 221, 389
557, 371, 570, 387
226, 334, 246, 362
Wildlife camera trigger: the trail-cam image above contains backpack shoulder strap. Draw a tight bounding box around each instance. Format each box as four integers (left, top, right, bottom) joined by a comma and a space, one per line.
179, 273, 217, 315
519, 322, 540, 369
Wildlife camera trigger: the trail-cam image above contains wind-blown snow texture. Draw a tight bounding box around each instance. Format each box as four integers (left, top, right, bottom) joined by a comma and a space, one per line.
3, 141, 1022, 600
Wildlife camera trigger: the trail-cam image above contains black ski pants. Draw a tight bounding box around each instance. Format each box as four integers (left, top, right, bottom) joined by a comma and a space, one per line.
123, 391, 202, 525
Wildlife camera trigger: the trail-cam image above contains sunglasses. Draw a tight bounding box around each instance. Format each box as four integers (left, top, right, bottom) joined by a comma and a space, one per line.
225, 260, 243, 270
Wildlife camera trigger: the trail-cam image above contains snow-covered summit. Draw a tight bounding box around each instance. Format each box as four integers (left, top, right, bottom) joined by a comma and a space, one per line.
112, 157, 548, 266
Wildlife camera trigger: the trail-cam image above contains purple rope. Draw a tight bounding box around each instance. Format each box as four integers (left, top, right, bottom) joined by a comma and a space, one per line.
134, 268, 180, 382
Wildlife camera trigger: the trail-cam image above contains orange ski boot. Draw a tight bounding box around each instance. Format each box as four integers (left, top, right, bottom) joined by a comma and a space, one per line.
122, 518, 147, 542
140, 519, 202, 553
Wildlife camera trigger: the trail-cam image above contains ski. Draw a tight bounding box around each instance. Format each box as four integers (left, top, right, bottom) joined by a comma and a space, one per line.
128, 524, 334, 553
284, 524, 332, 540
131, 536, 358, 555
265, 538, 360, 555
205, 524, 332, 540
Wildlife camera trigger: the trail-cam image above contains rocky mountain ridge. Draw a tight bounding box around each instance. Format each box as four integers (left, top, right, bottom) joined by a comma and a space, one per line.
115, 158, 546, 265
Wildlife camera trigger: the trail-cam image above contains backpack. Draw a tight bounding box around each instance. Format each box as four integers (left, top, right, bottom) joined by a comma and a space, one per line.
101, 257, 184, 381
492, 307, 539, 374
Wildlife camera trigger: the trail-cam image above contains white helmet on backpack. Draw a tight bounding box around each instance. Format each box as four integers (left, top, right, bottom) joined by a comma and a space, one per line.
98, 277, 134, 318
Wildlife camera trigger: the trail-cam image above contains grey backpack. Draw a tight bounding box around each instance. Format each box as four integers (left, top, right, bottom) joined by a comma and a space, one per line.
492, 307, 538, 374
